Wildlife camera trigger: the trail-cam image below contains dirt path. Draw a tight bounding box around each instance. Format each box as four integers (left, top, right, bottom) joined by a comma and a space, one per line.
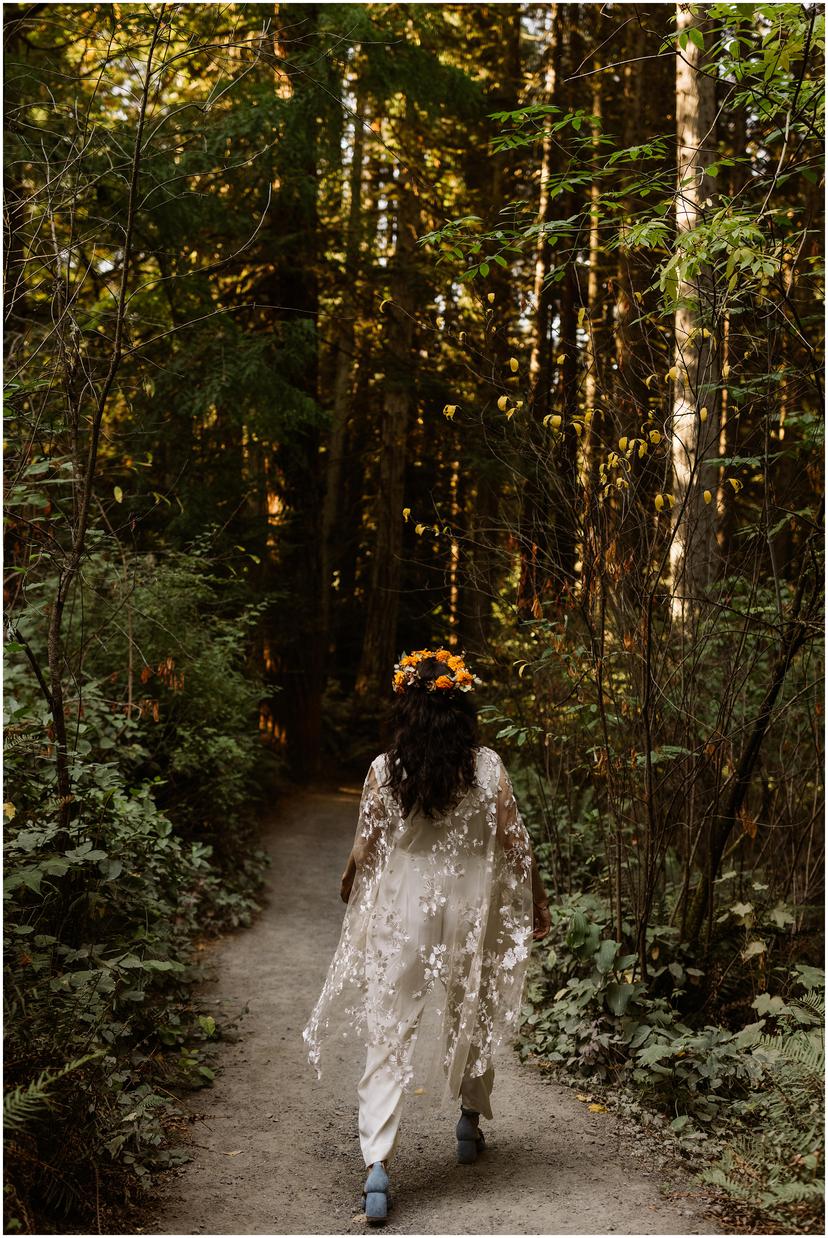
148, 783, 718, 1235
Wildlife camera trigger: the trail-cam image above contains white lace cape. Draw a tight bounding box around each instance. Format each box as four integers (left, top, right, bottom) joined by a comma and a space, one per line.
302, 745, 534, 1110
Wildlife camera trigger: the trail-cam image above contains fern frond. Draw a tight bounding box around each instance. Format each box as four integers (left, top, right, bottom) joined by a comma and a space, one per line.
3, 1051, 104, 1135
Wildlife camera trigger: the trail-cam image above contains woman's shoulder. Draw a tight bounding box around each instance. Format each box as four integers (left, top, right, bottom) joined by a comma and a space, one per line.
475, 745, 504, 782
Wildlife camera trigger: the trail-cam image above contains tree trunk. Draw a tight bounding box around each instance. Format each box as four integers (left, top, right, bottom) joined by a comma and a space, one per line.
670, 3, 721, 621
354, 159, 420, 697
321, 79, 367, 665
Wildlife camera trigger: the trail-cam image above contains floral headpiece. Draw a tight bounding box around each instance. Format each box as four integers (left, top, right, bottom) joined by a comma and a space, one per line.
392, 647, 481, 695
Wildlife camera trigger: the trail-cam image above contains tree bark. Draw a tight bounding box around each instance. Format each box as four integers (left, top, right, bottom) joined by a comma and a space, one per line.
354, 158, 420, 697
670, 3, 721, 620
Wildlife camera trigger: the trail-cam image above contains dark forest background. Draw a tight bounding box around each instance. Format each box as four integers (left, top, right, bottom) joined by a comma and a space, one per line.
3, 3, 824, 1233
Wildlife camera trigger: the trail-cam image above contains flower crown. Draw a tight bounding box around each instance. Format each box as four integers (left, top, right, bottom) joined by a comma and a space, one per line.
392, 647, 482, 695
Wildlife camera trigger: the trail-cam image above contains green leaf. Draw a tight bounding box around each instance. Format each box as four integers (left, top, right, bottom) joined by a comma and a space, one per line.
604, 982, 636, 1017
742, 939, 767, 961
594, 938, 619, 974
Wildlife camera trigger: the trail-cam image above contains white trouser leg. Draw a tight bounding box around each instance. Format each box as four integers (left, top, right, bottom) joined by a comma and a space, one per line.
459, 1060, 494, 1120
358, 1044, 407, 1167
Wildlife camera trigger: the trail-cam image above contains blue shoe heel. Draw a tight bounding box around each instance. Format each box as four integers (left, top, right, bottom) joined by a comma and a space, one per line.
456, 1107, 485, 1164
363, 1161, 390, 1224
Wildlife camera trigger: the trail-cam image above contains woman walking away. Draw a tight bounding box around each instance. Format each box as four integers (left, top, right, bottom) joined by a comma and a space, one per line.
303, 648, 551, 1223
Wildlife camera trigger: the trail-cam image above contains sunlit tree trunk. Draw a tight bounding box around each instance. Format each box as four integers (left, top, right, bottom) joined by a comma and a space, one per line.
462, 3, 522, 650
670, 3, 721, 621
517, 2, 560, 620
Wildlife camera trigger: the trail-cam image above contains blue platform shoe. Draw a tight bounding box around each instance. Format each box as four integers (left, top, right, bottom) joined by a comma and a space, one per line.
362, 1161, 391, 1224
456, 1106, 486, 1164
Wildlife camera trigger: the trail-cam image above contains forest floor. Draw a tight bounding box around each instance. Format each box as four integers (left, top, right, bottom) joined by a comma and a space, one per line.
144, 780, 722, 1236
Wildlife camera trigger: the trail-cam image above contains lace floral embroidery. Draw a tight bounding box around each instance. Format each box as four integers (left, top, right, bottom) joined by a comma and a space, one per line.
302, 746, 534, 1103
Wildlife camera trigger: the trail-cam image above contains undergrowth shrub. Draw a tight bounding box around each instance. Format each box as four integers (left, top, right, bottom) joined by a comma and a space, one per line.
3, 544, 278, 1233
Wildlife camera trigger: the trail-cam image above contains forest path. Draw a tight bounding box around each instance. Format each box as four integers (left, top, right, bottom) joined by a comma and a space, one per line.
148, 783, 717, 1236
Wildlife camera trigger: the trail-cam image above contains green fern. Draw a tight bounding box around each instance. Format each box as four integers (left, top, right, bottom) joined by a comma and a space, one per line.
701, 991, 825, 1232
3, 1052, 104, 1135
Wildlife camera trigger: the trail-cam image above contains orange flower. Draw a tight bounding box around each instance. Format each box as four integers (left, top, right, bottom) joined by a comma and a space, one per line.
447, 654, 464, 672
455, 669, 473, 685
434, 675, 453, 690
435, 649, 451, 662
400, 655, 417, 667
393, 671, 406, 688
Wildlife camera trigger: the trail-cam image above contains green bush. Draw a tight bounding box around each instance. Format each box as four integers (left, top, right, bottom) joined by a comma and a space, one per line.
3, 544, 275, 1233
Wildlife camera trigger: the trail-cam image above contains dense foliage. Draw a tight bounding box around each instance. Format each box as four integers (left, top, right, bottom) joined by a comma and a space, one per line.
3, 2, 824, 1233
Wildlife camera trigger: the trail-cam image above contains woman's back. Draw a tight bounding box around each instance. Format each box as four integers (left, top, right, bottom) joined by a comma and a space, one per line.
304, 741, 533, 1107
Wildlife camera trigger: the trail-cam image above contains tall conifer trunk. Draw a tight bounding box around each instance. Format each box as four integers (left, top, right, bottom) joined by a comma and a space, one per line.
670, 3, 721, 620
354, 159, 420, 697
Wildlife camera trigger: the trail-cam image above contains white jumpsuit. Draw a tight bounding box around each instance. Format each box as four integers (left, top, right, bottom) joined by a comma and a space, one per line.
303, 745, 534, 1166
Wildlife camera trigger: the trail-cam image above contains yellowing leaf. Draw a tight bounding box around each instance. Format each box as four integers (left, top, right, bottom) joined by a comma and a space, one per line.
3, 803, 15, 821
556, 353, 566, 364
379, 298, 392, 312
588, 1103, 607, 1113
443, 404, 457, 419
703, 489, 712, 504
402, 507, 411, 522
113, 486, 123, 504
414, 523, 426, 535
648, 429, 661, 445
654, 493, 665, 512
618, 436, 628, 451
508, 357, 519, 373
699, 406, 708, 422
497, 395, 509, 412
576, 1092, 590, 1102
487, 292, 495, 304
667, 366, 679, 381
722, 362, 731, 378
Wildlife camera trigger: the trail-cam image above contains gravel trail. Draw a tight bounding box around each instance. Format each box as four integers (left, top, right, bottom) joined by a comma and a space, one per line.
148, 782, 718, 1235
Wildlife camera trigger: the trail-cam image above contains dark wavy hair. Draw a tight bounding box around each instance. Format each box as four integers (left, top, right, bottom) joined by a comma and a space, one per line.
382, 657, 480, 820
